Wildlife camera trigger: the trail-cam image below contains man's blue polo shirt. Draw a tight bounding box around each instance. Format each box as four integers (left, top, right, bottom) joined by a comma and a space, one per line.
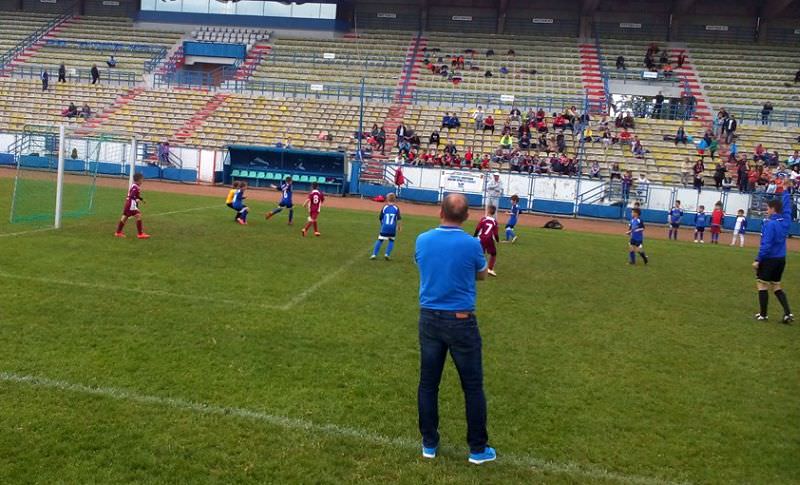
415, 225, 488, 311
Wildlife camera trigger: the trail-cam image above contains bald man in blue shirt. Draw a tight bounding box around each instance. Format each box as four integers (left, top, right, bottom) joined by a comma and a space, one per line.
415, 193, 496, 465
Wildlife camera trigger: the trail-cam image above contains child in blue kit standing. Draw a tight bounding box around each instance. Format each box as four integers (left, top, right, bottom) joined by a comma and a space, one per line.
694, 205, 708, 243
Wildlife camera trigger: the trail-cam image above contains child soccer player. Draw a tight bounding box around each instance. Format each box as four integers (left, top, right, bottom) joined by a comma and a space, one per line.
504, 194, 521, 243
627, 207, 648, 265
265, 176, 294, 225
225, 181, 241, 221
667, 200, 683, 240
302, 182, 324, 237
730, 209, 747, 247
753, 187, 793, 323
231, 181, 249, 225
694, 205, 707, 243
710, 201, 724, 244
114, 173, 150, 239
371, 193, 401, 260
474, 205, 500, 276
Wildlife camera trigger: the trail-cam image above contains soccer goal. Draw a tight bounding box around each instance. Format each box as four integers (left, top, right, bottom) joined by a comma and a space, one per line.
8, 125, 132, 228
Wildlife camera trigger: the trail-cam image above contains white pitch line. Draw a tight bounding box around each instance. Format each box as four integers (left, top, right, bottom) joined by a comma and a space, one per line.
0, 205, 219, 238
280, 251, 364, 311
0, 371, 688, 485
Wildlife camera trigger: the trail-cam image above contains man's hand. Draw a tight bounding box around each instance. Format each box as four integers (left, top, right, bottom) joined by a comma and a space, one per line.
752, 261, 759, 270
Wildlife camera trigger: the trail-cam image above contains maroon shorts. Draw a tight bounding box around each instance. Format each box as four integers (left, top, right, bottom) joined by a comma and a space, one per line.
308, 210, 319, 221
480, 238, 497, 256
123, 200, 140, 217
710, 224, 721, 235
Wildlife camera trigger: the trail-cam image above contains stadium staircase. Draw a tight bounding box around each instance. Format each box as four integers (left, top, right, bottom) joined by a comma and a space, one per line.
233, 42, 271, 80
1, 15, 76, 74
170, 92, 230, 144
73, 86, 144, 136
670, 46, 712, 123
578, 43, 608, 115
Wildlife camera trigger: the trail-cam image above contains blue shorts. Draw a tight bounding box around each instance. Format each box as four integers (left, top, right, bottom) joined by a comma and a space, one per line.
670, 222, 680, 228
630, 239, 643, 247
378, 232, 396, 241
279, 200, 293, 209
695, 227, 705, 232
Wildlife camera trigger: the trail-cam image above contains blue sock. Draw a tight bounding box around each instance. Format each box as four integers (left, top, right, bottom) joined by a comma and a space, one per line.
372, 239, 383, 256
386, 240, 394, 256
505, 227, 512, 240
270, 207, 282, 216
288, 209, 293, 223
629, 251, 635, 264
241, 209, 248, 223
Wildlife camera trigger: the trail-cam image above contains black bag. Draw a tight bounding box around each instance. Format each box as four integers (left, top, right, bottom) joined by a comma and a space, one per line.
543, 219, 563, 230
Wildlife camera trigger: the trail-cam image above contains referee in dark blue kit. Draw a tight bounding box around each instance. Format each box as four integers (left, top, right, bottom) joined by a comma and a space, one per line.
414, 193, 496, 464
753, 182, 793, 324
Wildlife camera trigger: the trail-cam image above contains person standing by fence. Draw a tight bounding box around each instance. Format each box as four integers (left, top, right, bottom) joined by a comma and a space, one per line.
414, 193, 496, 465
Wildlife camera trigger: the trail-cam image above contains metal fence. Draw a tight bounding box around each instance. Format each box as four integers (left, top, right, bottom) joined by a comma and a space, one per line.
9, 63, 139, 86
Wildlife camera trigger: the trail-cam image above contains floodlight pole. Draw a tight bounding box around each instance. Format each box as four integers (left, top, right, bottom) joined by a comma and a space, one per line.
54, 124, 66, 229
128, 135, 138, 187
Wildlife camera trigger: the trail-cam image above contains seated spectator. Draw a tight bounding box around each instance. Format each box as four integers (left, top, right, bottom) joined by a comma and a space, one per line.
755, 143, 767, 161
788, 150, 800, 167
632, 136, 649, 158
552, 113, 567, 130
610, 162, 622, 180
582, 127, 594, 142
658, 50, 669, 66
675, 124, 688, 145
485, 49, 494, 57
537, 133, 548, 151
590, 160, 601, 178
535, 108, 546, 122
483, 115, 495, 133
619, 128, 632, 145
623, 114, 635, 129
62, 102, 78, 118
676, 50, 687, 68
499, 133, 513, 150
442, 113, 452, 128
499, 66, 509, 75
795, 69, 800, 83
616, 55, 625, 70
443, 141, 457, 157
507, 49, 515, 56
409, 132, 421, 150
722, 175, 734, 192
449, 113, 460, 129
484, 70, 493, 77
429, 130, 440, 147
472, 106, 485, 130
662, 64, 673, 78
376, 126, 386, 154
79, 103, 91, 119
556, 133, 566, 153
464, 147, 474, 166
106, 55, 117, 68
519, 131, 531, 149
480, 154, 491, 170
501, 122, 512, 136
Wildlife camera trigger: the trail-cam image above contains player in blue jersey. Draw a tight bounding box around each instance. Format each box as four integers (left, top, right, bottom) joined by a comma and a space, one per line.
371, 193, 402, 260
231, 181, 249, 225
753, 184, 793, 323
667, 200, 683, 240
627, 207, 648, 265
503, 194, 521, 243
265, 176, 294, 224
694, 205, 707, 243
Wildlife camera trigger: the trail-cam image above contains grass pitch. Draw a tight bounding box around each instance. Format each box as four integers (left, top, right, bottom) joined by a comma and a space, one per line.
0, 178, 798, 484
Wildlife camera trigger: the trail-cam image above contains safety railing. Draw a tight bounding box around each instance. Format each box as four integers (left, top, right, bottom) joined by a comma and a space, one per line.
153, 65, 238, 89
267, 51, 403, 68
591, 23, 612, 114
711, 108, 800, 128
41, 39, 168, 74
606, 69, 682, 85
409, 89, 585, 111
0, 8, 74, 70
228, 79, 395, 103
8, 63, 139, 86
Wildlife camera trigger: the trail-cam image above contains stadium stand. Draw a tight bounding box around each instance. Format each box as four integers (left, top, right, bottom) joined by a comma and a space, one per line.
687, 42, 800, 112
17, 16, 183, 76
247, 31, 413, 88
0, 11, 55, 55
190, 25, 270, 50
417, 33, 584, 98
0, 78, 123, 132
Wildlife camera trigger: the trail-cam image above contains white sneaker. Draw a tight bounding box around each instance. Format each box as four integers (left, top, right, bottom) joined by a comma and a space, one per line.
487, 269, 497, 277
700, 240, 705, 244
370, 255, 376, 260
694, 240, 698, 243
511, 236, 518, 244
755, 314, 768, 321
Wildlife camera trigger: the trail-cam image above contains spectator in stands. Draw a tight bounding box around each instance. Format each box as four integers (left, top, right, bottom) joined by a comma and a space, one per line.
755, 143, 767, 162
676, 50, 687, 68
483, 115, 495, 133
443, 141, 457, 157
681, 159, 692, 187
723, 114, 737, 144
429, 130, 440, 147
761, 101, 773, 125
590, 160, 601, 178
396, 123, 407, 142
501, 121, 512, 136
90, 64, 100, 85
556, 133, 566, 153
737, 160, 749, 192
716, 108, 729, 137
485, 49, 494, 57
621, 171, 633, 199
713, 162, 726, 189
795, 69, 800, 83
40, 69, 48, 91
662, 63, 673, 78
464, 147, 474, 167
616, 55, 626, 70
653, 92, 665, 119
675, 124, 688, 145
788, 150, 800, 168
409, 132, 421, 151
727, 140, 739, 164
632, 136, 649, 159
472, 106, 485, 130
58, 63, 66, 83
619, 128, 632, 145
609, 162, 621, 181
693, 160, 705, 192
499, 133, 513, 150
80, 104, 91, 119
107, 55, 117, 68
376, 125, 386, 154
519, 131, 531, 149
484, 70, 493, 77
63, 102, 78, 118
623, 114, 635, 129
552, 113, 567, 130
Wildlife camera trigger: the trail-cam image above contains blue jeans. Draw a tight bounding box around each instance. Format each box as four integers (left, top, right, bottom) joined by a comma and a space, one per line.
418, 309, 488, 453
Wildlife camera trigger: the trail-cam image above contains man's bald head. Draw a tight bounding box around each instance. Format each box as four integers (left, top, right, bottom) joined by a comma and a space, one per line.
441, 193, 469, 226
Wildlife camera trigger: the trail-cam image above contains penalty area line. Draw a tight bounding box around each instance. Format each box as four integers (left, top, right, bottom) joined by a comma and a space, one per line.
0, 371, 689, 485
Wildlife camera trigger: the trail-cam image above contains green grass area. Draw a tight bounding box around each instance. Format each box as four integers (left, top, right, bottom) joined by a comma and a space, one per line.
0, 178, 798, 484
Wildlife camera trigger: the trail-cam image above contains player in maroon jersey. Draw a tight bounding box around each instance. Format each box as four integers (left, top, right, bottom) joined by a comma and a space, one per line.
302, 182, 325, 237
473, 204, 499, 276
114, 173, 150, 239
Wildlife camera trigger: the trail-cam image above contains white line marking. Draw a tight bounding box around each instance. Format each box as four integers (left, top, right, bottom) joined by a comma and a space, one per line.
280, 252, 363, 311
0, 205, 219, 238
0, 371, 688, 485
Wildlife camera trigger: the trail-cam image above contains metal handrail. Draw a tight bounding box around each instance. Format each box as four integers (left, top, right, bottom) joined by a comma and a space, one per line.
8, 63, 138, 86
0, 8, 74, 69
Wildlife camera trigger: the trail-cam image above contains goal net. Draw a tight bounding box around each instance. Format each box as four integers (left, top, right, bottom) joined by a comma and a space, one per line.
8, 125, 129, 226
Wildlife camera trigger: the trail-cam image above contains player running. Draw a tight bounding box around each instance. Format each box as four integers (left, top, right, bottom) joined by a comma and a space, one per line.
474, 205, 500, 276
114, 173, 150, 239
265, 176, 294, 225
231, 181, 249, 225
627, 207, 648, 265
503, 194, 521, 243
225, 181, 242, 222
371, 193, 401, 260
302, 182, 324, 237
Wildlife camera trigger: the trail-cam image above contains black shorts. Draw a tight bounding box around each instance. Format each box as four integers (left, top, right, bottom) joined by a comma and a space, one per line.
757, 258, 786, 283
